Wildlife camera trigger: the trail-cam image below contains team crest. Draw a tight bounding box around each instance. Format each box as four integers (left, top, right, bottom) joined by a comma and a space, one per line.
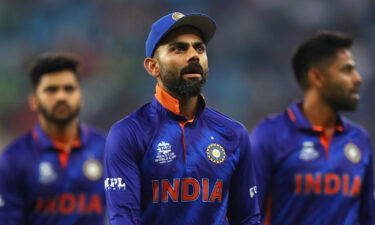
206, 143, 226, 164
172, 12, 185, 21
155, 141, 176, 164
38, 162, 57, 184
299, 141, 319, 161
344, 143, 361, 163
83, 159, 103, 181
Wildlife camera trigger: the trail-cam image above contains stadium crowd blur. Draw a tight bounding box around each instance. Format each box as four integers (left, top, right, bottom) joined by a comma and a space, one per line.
1, 0, 375, 150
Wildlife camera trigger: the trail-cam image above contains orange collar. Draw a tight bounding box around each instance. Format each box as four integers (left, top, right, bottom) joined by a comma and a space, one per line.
53, 139, 81, 153
154, 85, 207, 122
154, 85, 181, 115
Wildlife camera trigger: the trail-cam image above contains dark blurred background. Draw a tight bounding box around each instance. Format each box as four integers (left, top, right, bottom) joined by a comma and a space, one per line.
1, 0, 374, 150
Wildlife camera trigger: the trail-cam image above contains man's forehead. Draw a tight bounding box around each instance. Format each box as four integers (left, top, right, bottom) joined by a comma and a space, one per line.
160, 26, 204, 45
39, 71, 79, 87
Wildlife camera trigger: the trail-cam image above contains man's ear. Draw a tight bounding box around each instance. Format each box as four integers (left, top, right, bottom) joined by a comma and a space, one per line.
144, 57, 160, 78
307, 68, 325, 89
28, 94, 38, 112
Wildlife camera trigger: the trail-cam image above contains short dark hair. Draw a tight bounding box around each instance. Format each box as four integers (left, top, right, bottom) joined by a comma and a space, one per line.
29, 53, 80, 89
291, 31, 353, 90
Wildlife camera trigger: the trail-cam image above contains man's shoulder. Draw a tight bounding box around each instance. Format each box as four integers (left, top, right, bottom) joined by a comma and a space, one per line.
252, 110, 288, 135
1, 132, 33, 162
83, 125, 106, 141
108, 102, 154, 135
204, 107, 249, 134
341, 116, 370, 137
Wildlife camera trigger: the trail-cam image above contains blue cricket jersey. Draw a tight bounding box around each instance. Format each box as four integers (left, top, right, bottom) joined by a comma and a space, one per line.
105, 86, 260, 225
0, 124, 106, 225
251, 102, 375, 225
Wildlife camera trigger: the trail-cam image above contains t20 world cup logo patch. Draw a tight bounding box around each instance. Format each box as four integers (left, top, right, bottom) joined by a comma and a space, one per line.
206, 143, 226, 164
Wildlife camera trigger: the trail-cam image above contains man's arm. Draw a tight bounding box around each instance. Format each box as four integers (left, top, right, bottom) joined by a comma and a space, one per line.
0, 151, 25, 225
249, 121, 274, 223
104, 121, 142, 225
359, 136, 375, 224
227, 129, 260, 225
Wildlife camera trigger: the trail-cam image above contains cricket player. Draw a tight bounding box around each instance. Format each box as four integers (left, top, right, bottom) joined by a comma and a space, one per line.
251, 31, 375, 224
0, 53, 106, 225
104, 12, 260, 225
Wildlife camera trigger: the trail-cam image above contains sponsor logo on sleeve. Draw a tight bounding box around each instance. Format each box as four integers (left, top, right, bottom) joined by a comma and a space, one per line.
249, 186, 257, 198
104, 178, 126, 191
0, 195, 4, 207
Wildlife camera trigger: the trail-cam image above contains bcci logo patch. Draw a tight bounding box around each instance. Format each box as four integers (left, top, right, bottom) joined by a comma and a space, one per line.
172, 12, 184, 21
344, 143, 361, 163
83, 159, 103, 181
206, 143, 226, 164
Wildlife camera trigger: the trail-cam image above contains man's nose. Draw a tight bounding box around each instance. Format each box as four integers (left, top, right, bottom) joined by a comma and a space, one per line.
353, 70, 362, 86
55, 89, 69, 100
187, 47, 199, 63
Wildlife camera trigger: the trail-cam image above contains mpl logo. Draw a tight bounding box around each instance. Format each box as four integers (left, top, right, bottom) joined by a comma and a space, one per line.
104, 178, 126, 191
249, 186, 257, 198
0, 195, 4, 207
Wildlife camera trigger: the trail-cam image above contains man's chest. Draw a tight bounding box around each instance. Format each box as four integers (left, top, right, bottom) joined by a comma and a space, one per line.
272, 131, 369, 196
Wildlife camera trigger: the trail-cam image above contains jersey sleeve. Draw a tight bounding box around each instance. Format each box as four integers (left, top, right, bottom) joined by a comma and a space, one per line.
227, 128, 260, 225
0, 151, 25, 225
249, 120, 274, 222
359, 136, 375, 224
104, 121, 142, 225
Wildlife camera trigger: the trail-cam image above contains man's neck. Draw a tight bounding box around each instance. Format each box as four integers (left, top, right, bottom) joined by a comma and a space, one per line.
39, 116, 79, 150
157, 83, 200, 120
179, 96, 199, 120
303, 90, 337, 136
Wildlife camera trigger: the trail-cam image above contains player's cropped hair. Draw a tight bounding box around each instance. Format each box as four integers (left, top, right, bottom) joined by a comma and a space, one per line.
291, 31, 353, 90
29, 53, 80, 89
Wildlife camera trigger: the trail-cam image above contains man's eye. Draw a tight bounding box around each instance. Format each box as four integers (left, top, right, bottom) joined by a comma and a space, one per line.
174, 47, 185, 52
65, 86, 75, 92
197, 46, 205, 52
45, 87, 58, 93
342, 66, 354, 73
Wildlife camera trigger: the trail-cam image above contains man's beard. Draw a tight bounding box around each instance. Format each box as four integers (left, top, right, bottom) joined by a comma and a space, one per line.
323, 83, 359, 112
159, 62, 208, 99
38, 101, 80, 125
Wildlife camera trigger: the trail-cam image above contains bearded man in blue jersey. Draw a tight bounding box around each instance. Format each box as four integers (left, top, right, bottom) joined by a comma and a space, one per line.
0, 53, 106, 225
251, 31, 375, 225
104, 12, 260, 225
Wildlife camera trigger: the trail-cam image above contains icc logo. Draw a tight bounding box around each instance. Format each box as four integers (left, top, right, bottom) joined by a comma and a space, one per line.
104, 178, 126, 191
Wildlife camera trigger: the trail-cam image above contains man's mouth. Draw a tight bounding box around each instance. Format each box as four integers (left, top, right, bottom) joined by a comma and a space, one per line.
53, 104, 70, 113
181, 63, 203, 79
350, 89, 360, 100
183, 73, 201, 79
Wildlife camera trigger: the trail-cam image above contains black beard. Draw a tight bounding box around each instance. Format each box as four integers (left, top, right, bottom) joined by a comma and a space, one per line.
38, 102, 80, 125
323, 86, 359, 112
325, 94, 358, 111
160, 62, 208, 99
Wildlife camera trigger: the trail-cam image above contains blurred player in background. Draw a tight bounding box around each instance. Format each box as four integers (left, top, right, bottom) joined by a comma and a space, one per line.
104, 12, 260, 225
251, 31, 375, 224
0, 53, 106, 225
